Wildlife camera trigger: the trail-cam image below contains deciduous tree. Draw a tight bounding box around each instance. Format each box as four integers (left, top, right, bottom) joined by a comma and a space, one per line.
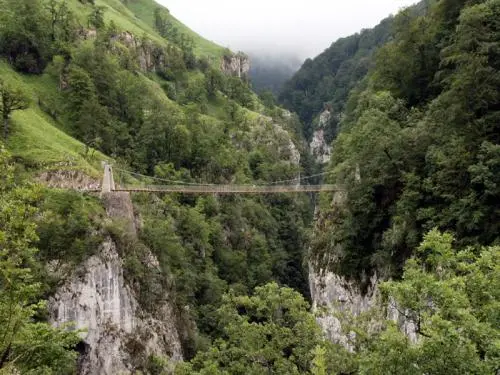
0, 80, 29, 140
0, 146, 79, 374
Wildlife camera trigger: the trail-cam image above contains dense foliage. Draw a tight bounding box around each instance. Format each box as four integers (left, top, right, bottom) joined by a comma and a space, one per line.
279, 15, 395, 140
0, 0, 315, 365
311, 0, 500, 279
131, 191, 312, 357
175, 282, 352, 375
175, 231, 499, 374
1, 0, 499, 373
0, 146, 79, 374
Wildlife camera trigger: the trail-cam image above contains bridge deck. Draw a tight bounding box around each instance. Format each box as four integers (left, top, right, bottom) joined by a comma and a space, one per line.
113, 184, 340, 194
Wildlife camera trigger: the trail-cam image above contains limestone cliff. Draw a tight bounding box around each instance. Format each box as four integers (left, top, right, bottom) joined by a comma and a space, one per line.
78, 29, 182, 73
309, 266, 378, 349
249, 115, 301, 167
37, 169, 100, 191
309, 265, 417, 347
309, 191, 417, 347
49, 193, 183, 374
221, 52, 250, 79
310, 109, 332, 164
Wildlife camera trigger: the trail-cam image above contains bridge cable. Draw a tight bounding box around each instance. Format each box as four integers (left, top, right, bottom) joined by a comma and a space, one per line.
113, 167, 335, 187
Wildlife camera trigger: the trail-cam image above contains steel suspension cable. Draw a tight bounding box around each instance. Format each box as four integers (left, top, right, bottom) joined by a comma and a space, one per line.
114, 167, 335, 187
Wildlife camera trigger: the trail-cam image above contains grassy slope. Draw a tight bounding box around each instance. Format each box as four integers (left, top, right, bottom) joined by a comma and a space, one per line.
0, 62, 106, 177
123, 0, 225, 59
0, 0, 262, 179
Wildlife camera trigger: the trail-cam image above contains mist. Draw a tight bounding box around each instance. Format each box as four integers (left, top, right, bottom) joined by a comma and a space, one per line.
156, 0, 417, 60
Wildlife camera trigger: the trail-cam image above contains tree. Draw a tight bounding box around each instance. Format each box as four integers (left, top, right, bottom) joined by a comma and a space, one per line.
0, 80, 29, 140
175, 283, 354, 375
258, 90, 277, 109
0, 145, 79, 374
45, 0, 77, 56
0, 0, 52, 73
355, 230, 500, 374
88, 5, 105, 29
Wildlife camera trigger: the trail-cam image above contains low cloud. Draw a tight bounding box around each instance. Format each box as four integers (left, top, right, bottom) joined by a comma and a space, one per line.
157, 0, 416, 59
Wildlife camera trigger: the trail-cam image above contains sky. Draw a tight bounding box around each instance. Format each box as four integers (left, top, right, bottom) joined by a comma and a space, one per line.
156, 0, 417, 59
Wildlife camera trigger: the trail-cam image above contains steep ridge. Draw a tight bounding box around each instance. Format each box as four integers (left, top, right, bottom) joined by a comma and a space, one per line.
0, 0, 312, 373
50, 193, 183, 374
308, 0, 500, 344
279, 15, 395, 140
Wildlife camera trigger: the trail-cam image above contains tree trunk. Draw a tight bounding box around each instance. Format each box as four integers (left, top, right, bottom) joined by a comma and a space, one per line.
3, 117, 9, 141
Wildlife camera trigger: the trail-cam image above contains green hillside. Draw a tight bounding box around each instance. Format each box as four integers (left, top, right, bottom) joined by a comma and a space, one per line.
0, 0, 273, 178
279, 2, 427, 140
1, 61, 106, 177
311, 0, 500, 279
0, 0, 312, 372
0, 0, 225, 177
2, 0, 498, 374
123, 0, 225, 58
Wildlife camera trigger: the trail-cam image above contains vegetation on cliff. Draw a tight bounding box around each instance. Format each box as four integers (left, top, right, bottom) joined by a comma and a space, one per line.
311, 0, 500, 281
175, 230, 499, 374
0, 146, 80, 374
0, 0, 312, 371
279, 14, 395, 140
0, 0, 499, 373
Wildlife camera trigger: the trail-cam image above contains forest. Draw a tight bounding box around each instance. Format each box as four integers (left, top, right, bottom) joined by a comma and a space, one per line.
0, 0, 499, 374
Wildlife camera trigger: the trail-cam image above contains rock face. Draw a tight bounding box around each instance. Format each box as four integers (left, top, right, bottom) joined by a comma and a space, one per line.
49, 193, 183, 374
110, 31, 167, 72
310, 191, 418, 348
310, 110, 332, 164
309, 267, 378, 349
78, 29, 176, 73
221, 52, 250, 79
248, 116, 301, 168
309, 266, 418, 347
37, 169, 100, 191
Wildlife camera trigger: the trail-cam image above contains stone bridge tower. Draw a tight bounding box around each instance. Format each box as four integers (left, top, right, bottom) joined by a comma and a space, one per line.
101, 162, 115, 193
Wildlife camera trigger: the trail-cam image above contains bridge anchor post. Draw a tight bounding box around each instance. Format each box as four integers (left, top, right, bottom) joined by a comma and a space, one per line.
101, 161, 115, 193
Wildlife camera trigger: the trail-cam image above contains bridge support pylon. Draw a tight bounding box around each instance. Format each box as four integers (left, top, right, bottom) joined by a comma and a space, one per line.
101, 161, 115, 193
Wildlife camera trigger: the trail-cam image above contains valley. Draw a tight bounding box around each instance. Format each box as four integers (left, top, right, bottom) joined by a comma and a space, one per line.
0, 0, 498, 374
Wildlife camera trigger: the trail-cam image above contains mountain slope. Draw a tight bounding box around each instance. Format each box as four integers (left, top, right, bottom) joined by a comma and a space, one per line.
0, 0, 312, 373
312, 0, 500, 279
1, 61, 106, 177
279, 16, 395, 140
123, 0, 224, 58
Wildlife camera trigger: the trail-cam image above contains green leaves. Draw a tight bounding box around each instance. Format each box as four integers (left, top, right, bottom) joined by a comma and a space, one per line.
169, 230, 500, 375
373, 230, 500, 374
178, 283, 349, 375
315, 0, 500, 279
0, 79, 29, 139
0, 146, 78, 373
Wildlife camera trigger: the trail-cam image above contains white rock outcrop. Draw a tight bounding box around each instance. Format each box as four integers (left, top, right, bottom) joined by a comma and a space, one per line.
309, 267, 378, 349
37, 169, 100, 191
49, 240, 183, 375
221, 52, 250, 79
310, 110, 332, 164
310, 190, 417, 348
49, 192, 183, 374
309, 267, 418, 347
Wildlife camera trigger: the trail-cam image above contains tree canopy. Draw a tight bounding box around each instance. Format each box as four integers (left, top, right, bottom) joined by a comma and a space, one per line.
0, 145, 79, 374
311, 0, 500, 280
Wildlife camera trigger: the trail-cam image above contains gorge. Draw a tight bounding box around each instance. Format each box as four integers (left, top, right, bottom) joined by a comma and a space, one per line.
0, 0, 498, 374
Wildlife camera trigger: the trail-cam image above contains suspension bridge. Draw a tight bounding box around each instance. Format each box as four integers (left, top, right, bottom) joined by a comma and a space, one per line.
100, 163, 342, 194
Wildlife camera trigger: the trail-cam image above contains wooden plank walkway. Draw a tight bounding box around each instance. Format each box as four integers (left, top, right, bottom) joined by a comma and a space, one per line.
114, 184, 341, 194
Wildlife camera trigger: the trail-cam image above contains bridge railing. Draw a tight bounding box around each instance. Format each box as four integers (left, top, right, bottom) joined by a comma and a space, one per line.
114, 184, 341, 194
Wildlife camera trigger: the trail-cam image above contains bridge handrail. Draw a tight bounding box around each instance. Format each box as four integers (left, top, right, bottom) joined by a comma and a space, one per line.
114, 184, 341, 193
